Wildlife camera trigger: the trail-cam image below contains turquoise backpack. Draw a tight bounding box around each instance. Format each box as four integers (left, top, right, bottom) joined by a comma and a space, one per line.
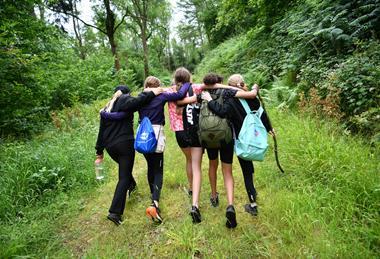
235, 99, 268, 161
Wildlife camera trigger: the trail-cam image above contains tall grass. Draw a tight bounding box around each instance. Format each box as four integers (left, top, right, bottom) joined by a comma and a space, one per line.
0, 100, 115, 256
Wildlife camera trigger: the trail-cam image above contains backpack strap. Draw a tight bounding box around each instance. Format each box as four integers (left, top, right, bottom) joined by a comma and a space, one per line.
215, 88, 225, 104
239, 99, 264, 117
257, 106, 264, 117
188, 84, 194, 97
239, 99, 251, 114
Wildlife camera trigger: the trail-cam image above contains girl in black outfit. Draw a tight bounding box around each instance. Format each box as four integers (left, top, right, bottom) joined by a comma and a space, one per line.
202, 74, 274, 216
95, 85, 162, 225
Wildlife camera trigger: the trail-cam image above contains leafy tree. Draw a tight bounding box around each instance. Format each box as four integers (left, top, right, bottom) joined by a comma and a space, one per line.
121, 0, 170, 78
0, 0, 57, 136
47, 0, 127, 70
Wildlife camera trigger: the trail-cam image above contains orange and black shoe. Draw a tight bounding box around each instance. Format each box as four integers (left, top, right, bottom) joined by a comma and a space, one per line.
146, 203, 163, 224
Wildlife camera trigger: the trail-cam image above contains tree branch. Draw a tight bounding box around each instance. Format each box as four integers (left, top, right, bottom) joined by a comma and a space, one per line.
45, 5, 107, 35
114, 12, 128, 32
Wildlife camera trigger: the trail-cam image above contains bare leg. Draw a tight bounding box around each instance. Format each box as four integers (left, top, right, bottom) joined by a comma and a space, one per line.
208, 159, 218, 197
180, 147, 192, 192
191, 147, 203, 207
222, 162, 234, 206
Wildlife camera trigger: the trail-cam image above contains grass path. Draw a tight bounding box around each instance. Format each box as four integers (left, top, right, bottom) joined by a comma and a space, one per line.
54, 108, 379, 258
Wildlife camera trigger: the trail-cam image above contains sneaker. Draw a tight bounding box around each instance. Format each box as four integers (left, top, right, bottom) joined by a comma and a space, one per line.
107, 213, 122, 226
210, 192, 219, 207
225, 205, 237, 229
189, 206, 202, 224
146, 203, 163, 224
244, 203, 258, 216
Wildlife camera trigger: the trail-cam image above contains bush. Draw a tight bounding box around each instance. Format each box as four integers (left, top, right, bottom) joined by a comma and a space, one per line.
0, 101, 108, 222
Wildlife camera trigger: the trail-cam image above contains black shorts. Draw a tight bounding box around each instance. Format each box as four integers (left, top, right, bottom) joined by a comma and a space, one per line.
206, 141, 234, 164
175, 129, 201, 148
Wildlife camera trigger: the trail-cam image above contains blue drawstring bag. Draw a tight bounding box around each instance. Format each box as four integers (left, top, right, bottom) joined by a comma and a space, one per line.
235, 99, 268, 161
134, 117, 157, 154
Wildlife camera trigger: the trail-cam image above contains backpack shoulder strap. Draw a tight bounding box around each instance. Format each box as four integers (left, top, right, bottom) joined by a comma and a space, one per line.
239, 99, 264, 117
215, 88, 224, 95
188, 84, 194, 97
257, 106, 264, 117
239, 99, 251, 114
215, 88, 225, 104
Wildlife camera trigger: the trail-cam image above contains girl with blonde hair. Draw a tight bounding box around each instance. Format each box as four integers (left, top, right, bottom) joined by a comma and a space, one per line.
202, 74, 274, 217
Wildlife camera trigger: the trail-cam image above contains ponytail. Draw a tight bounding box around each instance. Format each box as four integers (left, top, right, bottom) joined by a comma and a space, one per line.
101, 90, 123, 113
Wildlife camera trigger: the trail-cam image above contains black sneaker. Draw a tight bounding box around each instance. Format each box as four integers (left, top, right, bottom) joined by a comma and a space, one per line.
210, 192, 219, 207
244, 203, 258, 216
225, 205, 237, 229
190, 206, 202, 224
107, 213, 122, 226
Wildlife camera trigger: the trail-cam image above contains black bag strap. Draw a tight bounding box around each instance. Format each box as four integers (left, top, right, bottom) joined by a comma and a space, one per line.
188, 84, 194, 97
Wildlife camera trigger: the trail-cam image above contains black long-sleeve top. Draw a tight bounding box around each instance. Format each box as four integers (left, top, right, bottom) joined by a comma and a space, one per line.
208, 97, 272, 137
95, 91, 155, 155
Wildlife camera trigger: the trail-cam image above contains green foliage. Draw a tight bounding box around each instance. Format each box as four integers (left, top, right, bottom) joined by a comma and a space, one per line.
330, 41, 380, 115
0, 101, 109, 223
196, 0, 380, 140
195, 35, 249, 78
0, 0, 56, 136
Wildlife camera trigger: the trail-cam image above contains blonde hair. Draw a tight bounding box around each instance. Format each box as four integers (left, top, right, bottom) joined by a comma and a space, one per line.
144, 76, 161, 88
102, 90, 123, 113
227, 74, 245, 88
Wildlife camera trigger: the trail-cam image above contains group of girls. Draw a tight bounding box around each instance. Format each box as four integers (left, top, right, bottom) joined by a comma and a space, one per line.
95, 67, 274, 228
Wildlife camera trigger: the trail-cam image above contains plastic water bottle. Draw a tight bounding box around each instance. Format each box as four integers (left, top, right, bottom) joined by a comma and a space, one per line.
95, 160, 105, 180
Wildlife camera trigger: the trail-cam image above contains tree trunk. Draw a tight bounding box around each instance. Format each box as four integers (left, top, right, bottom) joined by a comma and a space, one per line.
110, 36, 121, 71
104, 0, 120, 71
38, 4, 45, 21
141, 28, 149, 78
72, 1, 86, 60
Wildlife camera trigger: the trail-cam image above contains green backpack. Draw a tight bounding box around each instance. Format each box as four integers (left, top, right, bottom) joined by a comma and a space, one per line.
198, 89, 233, 149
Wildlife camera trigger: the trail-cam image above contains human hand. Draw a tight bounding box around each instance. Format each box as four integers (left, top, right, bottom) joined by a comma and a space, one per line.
151, 87, 164, 96
269, 128, 276, 137
251, 84, 260, 93
201, 91, 213, 101
95, 154, 104, 164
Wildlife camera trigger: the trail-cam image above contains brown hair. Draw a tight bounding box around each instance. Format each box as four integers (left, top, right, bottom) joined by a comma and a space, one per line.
227, 74, 245, 89
174, 67, 191, 90
144, 76, 161, 88
203, 72, 223, 85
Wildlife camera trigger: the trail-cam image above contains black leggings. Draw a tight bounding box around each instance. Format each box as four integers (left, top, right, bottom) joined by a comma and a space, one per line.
106, 140, 136, 215
143, 152, 164, 202
238, 157, 257, 203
